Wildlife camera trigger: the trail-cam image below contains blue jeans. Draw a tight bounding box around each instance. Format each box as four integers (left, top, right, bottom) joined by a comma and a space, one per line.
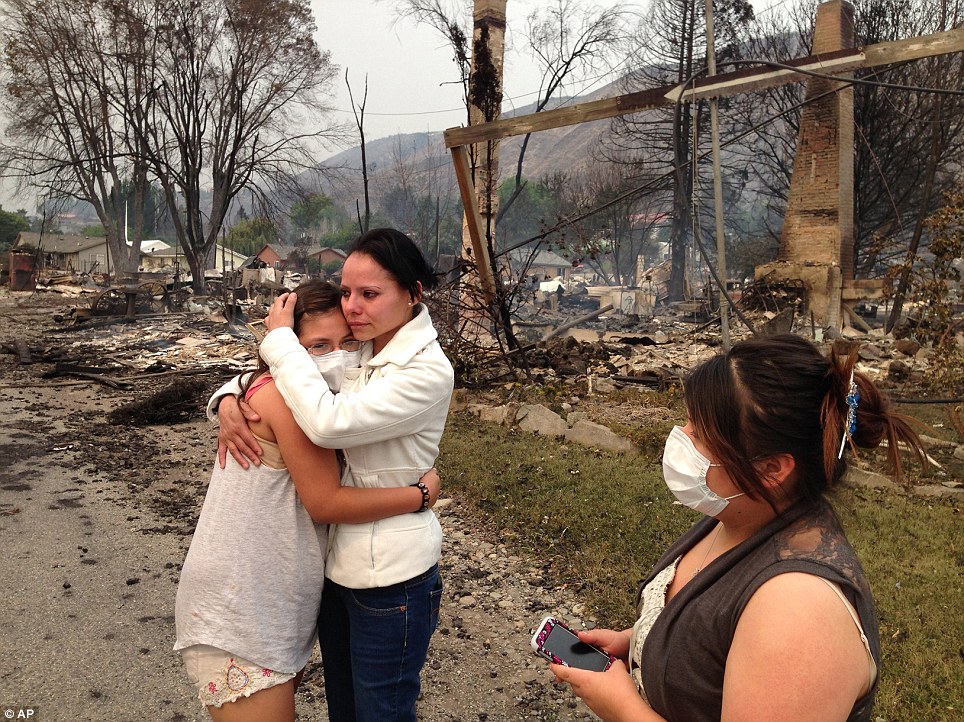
318, 564, 443, 722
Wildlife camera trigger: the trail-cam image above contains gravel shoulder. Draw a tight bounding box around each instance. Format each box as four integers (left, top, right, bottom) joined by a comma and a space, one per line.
0, 289, 596, 722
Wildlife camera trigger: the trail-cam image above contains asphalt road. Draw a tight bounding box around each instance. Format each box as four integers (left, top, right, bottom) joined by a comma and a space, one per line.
0, 377, 210, 722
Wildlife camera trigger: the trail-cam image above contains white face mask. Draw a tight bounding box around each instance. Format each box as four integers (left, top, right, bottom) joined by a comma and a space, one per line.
662, 426, 744, 517
310, 349, 362, 393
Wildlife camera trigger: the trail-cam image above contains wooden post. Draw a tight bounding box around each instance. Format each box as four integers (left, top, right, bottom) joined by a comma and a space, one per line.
451, 145, 496, 303
460, 0, 507, 282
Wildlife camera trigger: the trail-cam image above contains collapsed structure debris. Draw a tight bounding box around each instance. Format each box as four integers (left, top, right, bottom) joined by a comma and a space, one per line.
2, 272, 961, 497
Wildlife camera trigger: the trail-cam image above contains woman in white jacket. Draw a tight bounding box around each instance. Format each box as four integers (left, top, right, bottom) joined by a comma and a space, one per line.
217, 228, 455, 722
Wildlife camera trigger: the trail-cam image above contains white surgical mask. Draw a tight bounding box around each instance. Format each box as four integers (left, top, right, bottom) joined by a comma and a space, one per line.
663, 426, 744, 517
310, 349, 361, 393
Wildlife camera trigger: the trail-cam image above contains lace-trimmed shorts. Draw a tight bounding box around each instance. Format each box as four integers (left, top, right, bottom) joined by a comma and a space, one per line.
180, 644, 299, 708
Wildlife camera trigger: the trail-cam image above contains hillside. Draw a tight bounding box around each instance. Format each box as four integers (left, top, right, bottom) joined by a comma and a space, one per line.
315, 79, 624, 205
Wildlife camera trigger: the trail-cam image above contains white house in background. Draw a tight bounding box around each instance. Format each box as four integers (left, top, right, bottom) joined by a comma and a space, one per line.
505, 247, 572, 282
139, 239, 172, 255
139, 242, 248, 274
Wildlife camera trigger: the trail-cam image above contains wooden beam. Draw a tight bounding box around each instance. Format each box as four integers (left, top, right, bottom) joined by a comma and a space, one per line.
443, 27, 964, 148
444, 86, 668, 148
666, 48, 865, 103
543, 303, 614, 341
450, 145, 497, 303
864, 26, 964, 65
673, 27, 964, 103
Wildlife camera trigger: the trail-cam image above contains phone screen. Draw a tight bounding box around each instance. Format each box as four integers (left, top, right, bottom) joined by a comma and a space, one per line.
539, 622, 612, 671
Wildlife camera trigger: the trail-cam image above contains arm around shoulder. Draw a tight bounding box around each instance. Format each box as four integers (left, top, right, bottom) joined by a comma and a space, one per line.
206, 374, 245, 422
258, 381, 435, 523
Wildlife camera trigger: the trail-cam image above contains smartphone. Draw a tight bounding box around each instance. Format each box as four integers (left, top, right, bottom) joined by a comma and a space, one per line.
530, 616, 614, 672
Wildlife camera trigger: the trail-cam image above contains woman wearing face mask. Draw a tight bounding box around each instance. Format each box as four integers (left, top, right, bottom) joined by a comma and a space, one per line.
176, 280, 440, 722
212, 229, 455, 722
551, 334, 927, 722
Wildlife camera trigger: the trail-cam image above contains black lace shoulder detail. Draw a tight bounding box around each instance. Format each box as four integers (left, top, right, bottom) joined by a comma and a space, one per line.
773, 499, 866, 591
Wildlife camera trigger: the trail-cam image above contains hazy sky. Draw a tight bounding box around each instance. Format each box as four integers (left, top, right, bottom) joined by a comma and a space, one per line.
309, 0, 633, 148
1, 0, 778, 210
311, 0, 778, 147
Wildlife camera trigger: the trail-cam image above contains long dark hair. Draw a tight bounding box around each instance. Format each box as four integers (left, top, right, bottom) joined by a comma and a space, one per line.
239, 280, 342, 397
684, 334, 926, 507
348, 228, 438, 303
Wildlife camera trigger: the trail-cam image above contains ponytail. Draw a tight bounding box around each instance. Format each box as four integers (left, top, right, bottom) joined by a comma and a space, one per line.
823, 342, 927, 485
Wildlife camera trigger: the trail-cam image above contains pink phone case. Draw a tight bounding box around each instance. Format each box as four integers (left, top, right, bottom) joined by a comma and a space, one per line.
531, 617, 614, 671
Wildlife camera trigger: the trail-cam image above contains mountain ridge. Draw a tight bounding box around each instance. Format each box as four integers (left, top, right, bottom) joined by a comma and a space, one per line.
315, 78, 625, 203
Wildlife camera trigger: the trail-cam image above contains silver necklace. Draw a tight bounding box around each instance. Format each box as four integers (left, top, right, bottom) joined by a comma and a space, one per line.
692, 523, 724, 577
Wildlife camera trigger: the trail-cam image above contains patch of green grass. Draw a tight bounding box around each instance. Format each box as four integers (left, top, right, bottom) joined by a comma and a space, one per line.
438, 412, 963, 722
834, 488, 963, 720
438, 414, 695, 622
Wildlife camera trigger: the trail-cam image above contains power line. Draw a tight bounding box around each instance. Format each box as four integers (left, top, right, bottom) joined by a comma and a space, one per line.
753, 0, 797, 18
329, 56, 636, 120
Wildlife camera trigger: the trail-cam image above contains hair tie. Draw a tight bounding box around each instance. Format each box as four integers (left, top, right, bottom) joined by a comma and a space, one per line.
837, 368, 861, 459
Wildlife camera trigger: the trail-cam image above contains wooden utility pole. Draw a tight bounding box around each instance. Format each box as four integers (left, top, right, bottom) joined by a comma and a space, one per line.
453, 0, 506, 305
705, 0, 730, 349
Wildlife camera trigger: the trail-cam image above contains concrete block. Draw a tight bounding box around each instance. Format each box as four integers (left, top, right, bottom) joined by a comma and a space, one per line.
566, 411, 589, 427
589, 375, 618, 394
516, 403, 568, 438
842, 467, 899, 491
479, 405, 512, 426
565, 420, 635, 454
464, 403, 489, 417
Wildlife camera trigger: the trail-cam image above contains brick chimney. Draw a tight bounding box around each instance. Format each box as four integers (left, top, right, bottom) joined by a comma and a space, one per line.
757, 0, 857, 330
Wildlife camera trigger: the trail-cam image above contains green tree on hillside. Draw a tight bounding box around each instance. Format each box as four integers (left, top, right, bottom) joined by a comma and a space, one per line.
81, 224, 107, 237
0, 208, 30, 251
290, 193, 333, 235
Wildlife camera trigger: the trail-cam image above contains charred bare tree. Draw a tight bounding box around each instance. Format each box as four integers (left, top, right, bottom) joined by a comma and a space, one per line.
0, 0, 151, 279
345, 69, 372, 234
378, 137, 463, 258
605, 0, 754, 302
500, 0, 630, 218
143, 0, 341, 293
554, 161, 667, 286
390, 0, 635, 360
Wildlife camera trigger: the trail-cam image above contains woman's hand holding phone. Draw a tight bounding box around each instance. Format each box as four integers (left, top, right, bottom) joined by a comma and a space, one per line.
575, 627, 631, 662
552, 659, 657, 721
531, 617, 616, 671
535, 620, 655, 720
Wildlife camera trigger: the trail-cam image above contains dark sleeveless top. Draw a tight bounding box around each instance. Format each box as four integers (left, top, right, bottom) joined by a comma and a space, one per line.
637, 498, 880, 722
